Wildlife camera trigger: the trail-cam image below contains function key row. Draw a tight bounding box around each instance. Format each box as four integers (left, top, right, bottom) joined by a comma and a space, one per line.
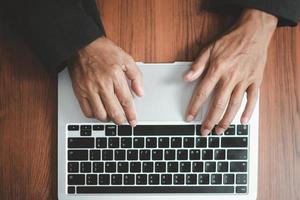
68, 124, 249, 136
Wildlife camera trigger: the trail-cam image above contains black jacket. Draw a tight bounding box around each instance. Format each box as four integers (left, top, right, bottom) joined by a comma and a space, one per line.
2, 0, 299, 72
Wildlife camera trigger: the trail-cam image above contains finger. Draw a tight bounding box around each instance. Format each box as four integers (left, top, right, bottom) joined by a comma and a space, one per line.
186, 67, 222, 122
114, 73, 137, 127
89, 93, 108, 121
77, 97, 94, 118
241, 84, 258, 124
201, 82, 234, 135
216, 85, 245, 134
123, 59, 144, 97
184, 46, 211, 82
99, 83, 125, 125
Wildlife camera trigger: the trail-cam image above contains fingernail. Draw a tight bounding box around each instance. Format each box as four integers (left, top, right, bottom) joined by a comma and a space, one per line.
129, 120, 137, 127
184, 71, 194, 81
241, 117, 248, 125
201, 129, 210, 136
186, 115, 194, 122
215, 127, 224, 135
137, 86, 144, 97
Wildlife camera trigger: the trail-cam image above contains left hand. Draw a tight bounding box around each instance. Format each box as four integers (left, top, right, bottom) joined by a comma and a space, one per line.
184, 9, 278, 135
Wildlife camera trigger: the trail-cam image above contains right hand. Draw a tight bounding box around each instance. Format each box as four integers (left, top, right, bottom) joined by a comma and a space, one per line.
68, 37, 144, 127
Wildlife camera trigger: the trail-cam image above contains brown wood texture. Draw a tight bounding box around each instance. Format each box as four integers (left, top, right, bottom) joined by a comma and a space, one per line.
0, 0, 299, 199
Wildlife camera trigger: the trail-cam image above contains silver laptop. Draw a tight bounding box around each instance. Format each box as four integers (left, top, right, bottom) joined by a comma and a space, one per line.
58, 62, 259, 200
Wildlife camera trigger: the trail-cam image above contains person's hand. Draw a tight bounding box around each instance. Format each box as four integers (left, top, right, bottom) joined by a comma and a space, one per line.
68, 37, 144, 126
184, 9, 277, 135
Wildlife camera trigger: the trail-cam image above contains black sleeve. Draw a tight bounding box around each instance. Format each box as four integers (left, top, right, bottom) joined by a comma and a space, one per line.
208, 0, 300, 26
3, 0, 105, 72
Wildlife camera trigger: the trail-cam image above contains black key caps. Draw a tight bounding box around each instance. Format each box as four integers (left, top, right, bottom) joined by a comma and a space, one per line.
108, 138, 119, 148
202, 150, 213, 160
68, 186, 75, 194
236, 174, 247, 184
227, 149, 247, 160
165, 150, 175, 160
68, 162, 79, 173
208, 137, 219, 147
171, 137, 182, 148
223, 174, 234, 184
96, 137, 107, 148
143, 162, 154, 172
93, 125, 104, 130
174, 174, 184, 185
146, 137, 157, 148
124, 174, 135, 185
68, 138, 94, 148
99, 174, 110, 185
102, 150, 113, 160
152, 150, 163, 160
134, 125, 194, 136
93, 162, 104, 173
127, 150, 138, 160
230, 162, 247, 172
167, 162, 178, 172
222, 137, 247, 148
224, 125, 235, 135
118, 125, 132, 136
196, 137, 207, 148
80, 130, 91, 136
68, 125, 79, 131
68, 150, 88, 160
136, 174, 147, 185
68, 174, 85, 185
81, 125, 91, 131
205, 162, 216, 172
180, 162, 191, 172
149, 174, 160, 185
192, 162, 203, 172
90, 150, 101, 160
140, 150, 151, 160
183, 137, 194, 148
105, 125, 116, 136
177, 150, 188, 160
87, 174, 97, 185
133, 137, 144, 148
198, 174, 209, 184
237, 125, 248, 135
115, 150, 126, 160
217, 162, 228, 172
130, 162, 141, 173
214, 149, 225, 160
80, 162, 91, 173
158, 137, 169, 148
190, 149, 201, 160
186, 174, 197, 184
121, 137, 132, 148
211, 174, 222, 184
236, 186, 247, 193
161, 174, 172, 185
118, 162, 129, 172
105, 162, 116, 173
111, 174, 122, 185
155, 162, 166, 172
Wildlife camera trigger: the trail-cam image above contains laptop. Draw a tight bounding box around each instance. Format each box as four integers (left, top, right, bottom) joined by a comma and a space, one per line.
58, 62, 259, 200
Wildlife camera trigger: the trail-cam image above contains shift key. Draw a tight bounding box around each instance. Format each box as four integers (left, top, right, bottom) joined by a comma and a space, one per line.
221, 137, 247, 148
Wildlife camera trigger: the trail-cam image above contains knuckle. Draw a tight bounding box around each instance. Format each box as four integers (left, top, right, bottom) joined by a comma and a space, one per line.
228, 99, 240, 108
213, 101, 226, 110
120, 98, 132, 108
195, 89, 208, 100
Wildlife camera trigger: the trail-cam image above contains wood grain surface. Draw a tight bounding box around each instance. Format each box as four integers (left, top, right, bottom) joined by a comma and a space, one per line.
0, 0, 299, 199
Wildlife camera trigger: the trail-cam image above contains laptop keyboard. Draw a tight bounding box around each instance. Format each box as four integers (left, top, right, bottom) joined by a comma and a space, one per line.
66, 124, 249, 194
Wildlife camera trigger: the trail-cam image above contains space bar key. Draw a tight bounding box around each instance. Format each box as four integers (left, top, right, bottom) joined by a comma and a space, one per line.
133, 125, 195, 136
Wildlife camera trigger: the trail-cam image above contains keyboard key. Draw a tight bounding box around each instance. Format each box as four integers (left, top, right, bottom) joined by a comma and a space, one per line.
105, 162, 116, 173
177, 150, 188, 160
68, 138, 94, 148
68, 150, 88, 160
68, 174, 85, 185
115, 150, 126, 160
105, 125, 116, 136
140, 150, 151, 160
224, 125, 235, 135
68, 125, 79, 131
108, 138, 119, 148
93, 162, 104, 173
236, 174, 247, 184
152, 150, 163, 160
202, 149, 213, 160
158, 137, 169, 148
227, 149, 247, 160
102, 150, 113, 160
81, 125, 91, 131
124, 174, 135, 185
127, 150, 138, 160
121, 137, 132, 148
141, 162, 153, 173
211, 174, 222, 184
146, 137, 157, 148
183, 137, 194, 148
80, 130, 91, 136
111, 174, 122, 185
133, 137, 144, 148
118, 162, 129, 172
134, 125, 195, 136
130, 162, 141, 173
214, 149, 225, 160
192, 162, 203, 172
155, 162, 166, 172
217, 162, 228, 172
205, 162, 216, 172
118, 125, 132, 136
196, 125, 201, 135
221, 137, 247, 148
174, 174, 184, 185
136, 174, 147, 185
87, 174, 97, 185
196, 137, 207, 148
80, 162, 91, 173
68, 186, 75, 194
149, 174, 159, 185
198, 174, 209, 184
223, 174, 234, 184
93, 125, 104, 131
68, 162, 79, 173
161, 174, 172, 185
186, 174, 197, 184
99, 174, 110, 185
230, 162, 247, 172
165, 150, 176, 160
90, 150, 101, 160
189, 149, 201, 160
236, 186, 247, 193
208, 137, 219, 147
171, 137, 182, 148
180, 162, 191, 172
237, 125, 248, 135
167, 162, 178, 172
96, 137, 107, 148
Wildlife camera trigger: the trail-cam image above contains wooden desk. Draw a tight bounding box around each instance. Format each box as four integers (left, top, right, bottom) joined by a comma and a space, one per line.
0, 0, 299, 199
